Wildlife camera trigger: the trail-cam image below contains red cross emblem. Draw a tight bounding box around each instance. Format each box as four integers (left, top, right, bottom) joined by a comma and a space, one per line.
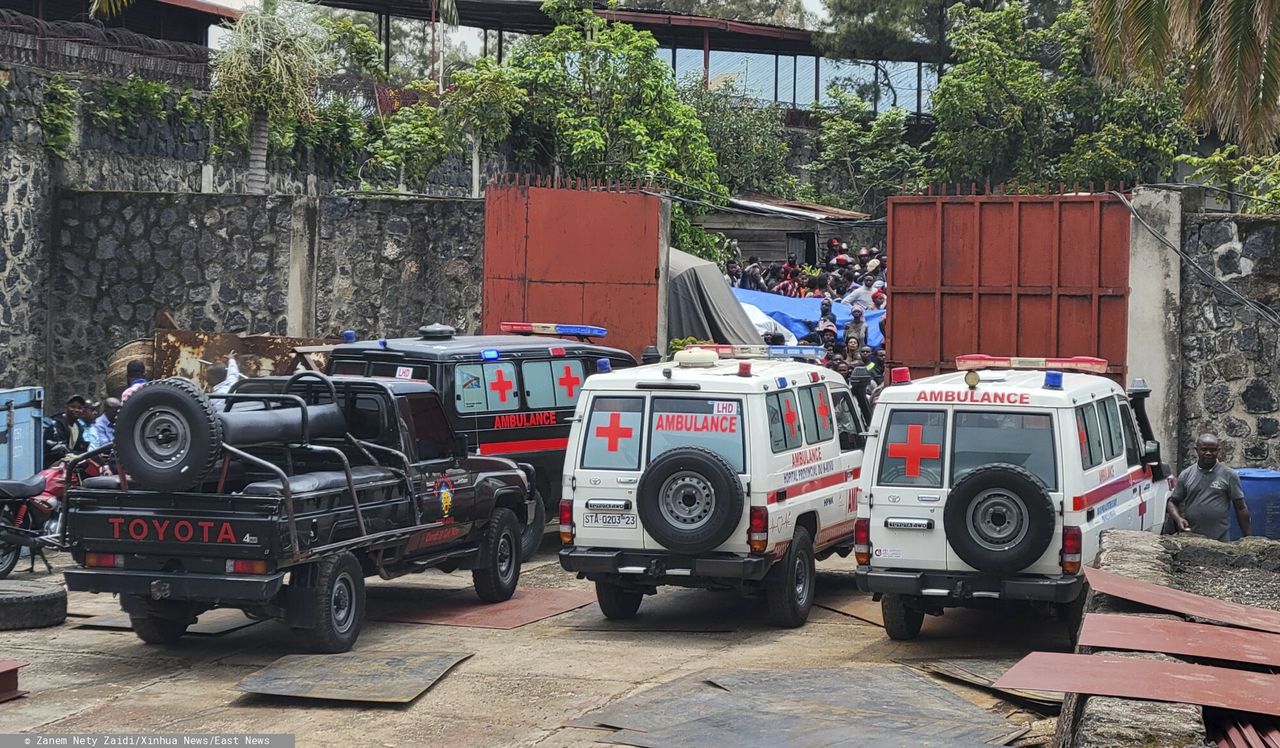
782, 397, 798, 436
594, 412, 633, 452
816, 391, 831, 428
558, 365, 582, 398
887, 424, 940, 478
489, 368, 514, 403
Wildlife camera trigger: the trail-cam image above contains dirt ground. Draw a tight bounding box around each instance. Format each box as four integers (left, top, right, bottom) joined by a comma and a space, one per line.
0, 539, 1070, 747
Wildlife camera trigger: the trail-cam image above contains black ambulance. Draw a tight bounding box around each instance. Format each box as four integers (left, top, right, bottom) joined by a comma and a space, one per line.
327, 322, 638, 556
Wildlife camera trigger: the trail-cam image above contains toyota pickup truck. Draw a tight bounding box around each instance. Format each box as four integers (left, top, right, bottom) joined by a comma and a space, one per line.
63, 372, 535, 652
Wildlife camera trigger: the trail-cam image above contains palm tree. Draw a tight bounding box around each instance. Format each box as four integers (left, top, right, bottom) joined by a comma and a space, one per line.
92, 0, 327, 194
1090, 0, 1280, 151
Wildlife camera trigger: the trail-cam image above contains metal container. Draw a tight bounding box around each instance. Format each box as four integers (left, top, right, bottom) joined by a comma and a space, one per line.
0, 387, 43, 479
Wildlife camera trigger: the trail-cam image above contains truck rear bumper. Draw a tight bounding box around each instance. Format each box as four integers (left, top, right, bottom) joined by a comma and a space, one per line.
64, 568, 285, 603
856, 567, 1082, 604
559, 547, 772, 582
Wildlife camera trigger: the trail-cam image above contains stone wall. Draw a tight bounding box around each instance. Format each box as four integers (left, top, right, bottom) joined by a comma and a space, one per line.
1179, 212, 1280, 468
44, 192, 484, 402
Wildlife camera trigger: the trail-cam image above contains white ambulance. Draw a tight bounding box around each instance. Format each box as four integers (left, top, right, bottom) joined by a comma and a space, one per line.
854, 355, 1173, 640
558, 345, 868, 627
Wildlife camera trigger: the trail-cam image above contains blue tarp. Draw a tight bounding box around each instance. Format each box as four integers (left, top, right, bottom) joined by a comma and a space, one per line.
732, 288, 885, 347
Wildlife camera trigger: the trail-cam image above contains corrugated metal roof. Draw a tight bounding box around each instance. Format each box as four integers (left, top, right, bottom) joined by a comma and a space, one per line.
731, 194, 870, 221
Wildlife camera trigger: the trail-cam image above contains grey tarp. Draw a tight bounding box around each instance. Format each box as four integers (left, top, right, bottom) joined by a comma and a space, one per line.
667, 248, 761, 346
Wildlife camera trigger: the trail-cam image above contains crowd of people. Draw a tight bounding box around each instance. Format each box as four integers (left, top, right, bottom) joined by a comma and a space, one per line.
726, 237, 890, 389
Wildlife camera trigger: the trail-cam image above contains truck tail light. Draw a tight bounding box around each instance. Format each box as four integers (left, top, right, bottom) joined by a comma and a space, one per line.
1061, 526, 1082, 575
85, 552, 123, 568
559, 499, 575, 545
854, 518, 871, 565
748, 506, 768, 553
226, 559, 268, 575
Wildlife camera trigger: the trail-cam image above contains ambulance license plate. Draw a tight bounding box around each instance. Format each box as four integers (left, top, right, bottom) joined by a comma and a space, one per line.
581, 512, 638, 529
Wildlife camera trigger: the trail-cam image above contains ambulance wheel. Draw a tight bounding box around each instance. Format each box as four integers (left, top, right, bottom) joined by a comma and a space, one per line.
519, 490, 547, 562
766, 526, 815, 628
637, 447, 744, 554
595, 582, 642, 620
882, 594, 924, 641
116, 378, 223, 492
944, 464, 1055, 575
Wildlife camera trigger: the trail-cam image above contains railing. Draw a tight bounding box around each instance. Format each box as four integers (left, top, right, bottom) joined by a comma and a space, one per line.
0, 9, 210, 88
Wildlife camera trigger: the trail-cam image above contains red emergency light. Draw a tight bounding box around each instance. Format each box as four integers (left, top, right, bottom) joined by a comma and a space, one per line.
955, 354, 1109, 374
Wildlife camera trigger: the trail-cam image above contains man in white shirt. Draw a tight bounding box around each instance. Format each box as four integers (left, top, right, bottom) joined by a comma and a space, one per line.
208, 352, 242, 394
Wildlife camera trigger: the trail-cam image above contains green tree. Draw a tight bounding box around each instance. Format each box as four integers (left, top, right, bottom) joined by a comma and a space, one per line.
443, 57, 528, 195
507, 0, 729, 260
804, 88, 924, 217
678, 78, 793, 196
1180, 146, 1280, 214
1090, 0, 1280, 151
366, 82, 452, 189
928, 0, 1192, 186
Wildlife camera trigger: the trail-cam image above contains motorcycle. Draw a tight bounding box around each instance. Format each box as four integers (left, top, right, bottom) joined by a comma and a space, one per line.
0, 448, 108, 579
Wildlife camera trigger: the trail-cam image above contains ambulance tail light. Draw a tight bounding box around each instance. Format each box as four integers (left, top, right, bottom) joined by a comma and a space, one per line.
956, 354, 1109, 374
1061, 526, 1082, 575
85, 552, 123, 568
853, 518, 871, 565
500, 322, 608, 338
748, 506, 768, 553
226, 559, 268, 575
559, 499, 575, 545
889, 367, 911, 385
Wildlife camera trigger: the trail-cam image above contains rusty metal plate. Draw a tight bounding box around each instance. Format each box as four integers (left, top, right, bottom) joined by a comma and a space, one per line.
1080, 613, 1280, 667
0, 660, 27, 703
1085, 567, 1280, 634
995, 653, 1280, 717
153, 330, 338, 391
367, 587, 594, 629
237, 652, 471, 703
75, 608, 260, 636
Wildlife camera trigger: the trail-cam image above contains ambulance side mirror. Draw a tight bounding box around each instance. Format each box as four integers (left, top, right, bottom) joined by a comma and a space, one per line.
1142, 440, 1160, 463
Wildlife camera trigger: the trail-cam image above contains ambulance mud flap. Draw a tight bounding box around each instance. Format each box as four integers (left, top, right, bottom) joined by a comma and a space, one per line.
636, 447, 744, 554
943, 464, 1055, 575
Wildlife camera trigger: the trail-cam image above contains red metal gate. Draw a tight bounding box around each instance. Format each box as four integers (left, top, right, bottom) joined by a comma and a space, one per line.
483, 178, 665, 358
886, 190, 1131, 380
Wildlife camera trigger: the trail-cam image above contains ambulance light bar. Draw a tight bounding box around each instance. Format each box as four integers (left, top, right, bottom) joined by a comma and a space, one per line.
689, 345, 826, 360
955, 354, 1109, 374
500, 322, 608, 338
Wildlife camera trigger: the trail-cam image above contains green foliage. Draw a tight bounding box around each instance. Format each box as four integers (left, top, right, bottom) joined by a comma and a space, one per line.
929, 0, 1193, 186
37, 75, 78, 159
678, 77, 794, 197
442, 56, 527, 151
507, 0, 729, 260
317, 16, 386, 82
1180, 146, 1280, 214
804, 88, 923, 217
174, 88, 201, 125
211, 7, 330, 125
623, 0, 810, 27
93, 75, 169, 134
667, 337, 712, 354
367, 84, 451, 188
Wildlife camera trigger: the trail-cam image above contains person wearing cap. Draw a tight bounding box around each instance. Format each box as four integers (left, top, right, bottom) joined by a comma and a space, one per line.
44, 394, 87, 466
844, 308, 868, 349
871, 288, 887, 310
842, 274, 877, 310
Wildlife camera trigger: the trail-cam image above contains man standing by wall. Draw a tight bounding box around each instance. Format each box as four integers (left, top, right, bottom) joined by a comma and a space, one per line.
1166, 433, 1251, 541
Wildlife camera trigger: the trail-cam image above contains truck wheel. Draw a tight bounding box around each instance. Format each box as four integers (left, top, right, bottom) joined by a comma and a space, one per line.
0, 580, 66, 630
116, 378, 223, 492
882, 594, 924, 641
519, 490, 547, 563
637, 447, 745, 554
473, 508, 521, 603
297, 552, 365, 654
595, 581, 642, 619
944, 464, 1055, 575
131, 615, 188, 645
766, 526, 815, 628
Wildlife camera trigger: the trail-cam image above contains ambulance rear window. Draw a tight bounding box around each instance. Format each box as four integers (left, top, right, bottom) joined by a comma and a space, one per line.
877, 410, 945, 488
581, 397, 644, 471
951, 411, 1057, 491
648, 398, 745, 473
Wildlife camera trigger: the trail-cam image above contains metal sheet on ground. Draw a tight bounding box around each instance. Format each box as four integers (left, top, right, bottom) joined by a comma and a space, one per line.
567, 673, 748, 731
995, 653, 1280, 717
561, 589, 749, 632
368, 587, 595, 629
1079, 613, 1280, 667
897, 658, 1063, 708
1084, 567, 1280, 634
75, 609, 260, 636
236, 652, 472, 703
814, 589, 885, 627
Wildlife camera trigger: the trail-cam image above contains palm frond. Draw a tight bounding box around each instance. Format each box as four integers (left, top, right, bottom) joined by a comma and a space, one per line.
88, 0, 135, 18
434, 0, 459, 27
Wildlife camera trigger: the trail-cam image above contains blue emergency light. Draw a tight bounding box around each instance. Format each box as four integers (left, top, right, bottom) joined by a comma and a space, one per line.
687, 344, 827, 361
767, 345, 826, 360
378, 339, 388, 349
597, 358, 612, 373
776, 377, 789, 389
482, 349, 500, 361
1044, 370, 1064, 390
342, 330, 356, 343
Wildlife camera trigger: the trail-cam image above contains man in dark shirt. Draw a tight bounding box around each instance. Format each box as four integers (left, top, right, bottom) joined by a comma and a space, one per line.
1167, 434, 1250, 541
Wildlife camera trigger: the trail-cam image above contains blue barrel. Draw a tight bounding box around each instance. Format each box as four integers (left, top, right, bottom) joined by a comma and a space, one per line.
1230, 468, 1280, 540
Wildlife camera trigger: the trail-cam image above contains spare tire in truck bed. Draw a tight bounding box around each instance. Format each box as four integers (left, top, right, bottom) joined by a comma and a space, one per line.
116, 378, 224, 492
